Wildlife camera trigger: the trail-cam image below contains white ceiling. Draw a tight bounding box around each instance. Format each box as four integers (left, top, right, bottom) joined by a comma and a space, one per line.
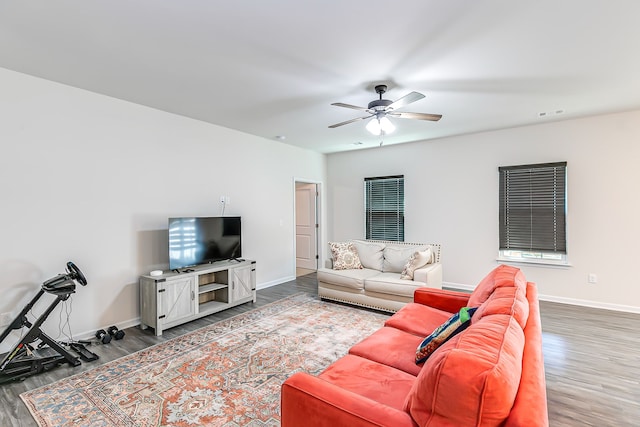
2, 1, 640, 154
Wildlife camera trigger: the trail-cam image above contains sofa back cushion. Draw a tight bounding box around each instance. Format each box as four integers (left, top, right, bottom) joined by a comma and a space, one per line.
351, 240, 386, 270
468, 264, 527, 307
383, 244, 430, 273
472, 285, 530, 329
404, 313, 525, 426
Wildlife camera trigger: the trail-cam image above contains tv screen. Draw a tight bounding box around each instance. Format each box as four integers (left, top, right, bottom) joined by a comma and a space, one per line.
168, 216, 241, 270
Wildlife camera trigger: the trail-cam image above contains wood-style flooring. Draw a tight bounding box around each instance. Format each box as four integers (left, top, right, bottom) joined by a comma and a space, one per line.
0, 273, 638, 426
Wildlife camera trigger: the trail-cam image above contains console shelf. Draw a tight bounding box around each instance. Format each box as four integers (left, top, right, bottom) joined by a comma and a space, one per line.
198, 283, 228, 293
139, 259, 256, 336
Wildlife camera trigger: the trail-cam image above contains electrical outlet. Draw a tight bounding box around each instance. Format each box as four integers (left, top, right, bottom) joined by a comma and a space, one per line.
219, 196, 226, 203
588, 273, 598, 284
225, 196, 231, 205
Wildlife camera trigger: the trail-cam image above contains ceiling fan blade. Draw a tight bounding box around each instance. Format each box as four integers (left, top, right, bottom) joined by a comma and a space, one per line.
387, 91, 425, 110
331, 102, 369, 112
391, 112, 442, 121
328, 115, 372, 128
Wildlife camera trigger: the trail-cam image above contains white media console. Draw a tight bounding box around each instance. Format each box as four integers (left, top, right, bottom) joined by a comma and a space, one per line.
139, 259, 256, 336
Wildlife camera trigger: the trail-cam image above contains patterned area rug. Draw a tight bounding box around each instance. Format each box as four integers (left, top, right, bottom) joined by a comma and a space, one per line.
20, 294, 388, 427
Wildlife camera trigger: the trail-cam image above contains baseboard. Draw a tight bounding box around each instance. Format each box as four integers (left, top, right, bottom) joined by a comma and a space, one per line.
256, 276, 296, 290
74, 317, 142, 342
442, 281, 640, 314
537, 294, 640, 314
442, 281, 474, 293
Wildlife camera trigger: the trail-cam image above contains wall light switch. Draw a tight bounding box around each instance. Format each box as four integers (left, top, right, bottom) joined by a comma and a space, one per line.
588, 273, 598, 284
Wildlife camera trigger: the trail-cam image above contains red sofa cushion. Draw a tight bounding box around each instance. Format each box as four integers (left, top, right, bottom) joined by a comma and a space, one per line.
385, 303, 452, 336
404, 313, 525, 426
319, 354, 416, 411
473, 285, 530, 328
468, 264, 527, 307
349, 326, 424, 376
281, 372, 418, 427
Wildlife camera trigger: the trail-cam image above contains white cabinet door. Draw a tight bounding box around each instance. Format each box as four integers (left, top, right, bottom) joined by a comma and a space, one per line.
160, 276, 195, 324
231, 265, 253, 302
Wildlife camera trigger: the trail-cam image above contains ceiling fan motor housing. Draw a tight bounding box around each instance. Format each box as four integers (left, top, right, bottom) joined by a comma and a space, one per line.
369, 84, 392, 110
368, 99, 392, 110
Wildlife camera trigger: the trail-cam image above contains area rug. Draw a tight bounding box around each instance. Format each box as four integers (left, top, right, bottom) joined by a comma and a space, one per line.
20, 293, 388, 427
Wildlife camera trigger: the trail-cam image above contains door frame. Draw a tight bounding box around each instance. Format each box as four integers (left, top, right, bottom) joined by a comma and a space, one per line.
293, 177, 322, 273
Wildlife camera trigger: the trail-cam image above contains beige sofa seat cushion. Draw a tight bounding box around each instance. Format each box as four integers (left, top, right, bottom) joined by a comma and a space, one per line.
364, 272, 423, 298
383, 245, 429, 273
317, 267, 381, 291
351, 240, 385, 270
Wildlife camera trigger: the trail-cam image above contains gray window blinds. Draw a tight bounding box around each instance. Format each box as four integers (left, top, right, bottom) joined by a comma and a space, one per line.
365, 175, 404, 241
499, 162, 567, 253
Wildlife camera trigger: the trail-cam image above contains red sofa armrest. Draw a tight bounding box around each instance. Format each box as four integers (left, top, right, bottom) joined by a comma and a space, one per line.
413, 287, 471, 312
281, 372, 417, 427
504, 283, 549, 427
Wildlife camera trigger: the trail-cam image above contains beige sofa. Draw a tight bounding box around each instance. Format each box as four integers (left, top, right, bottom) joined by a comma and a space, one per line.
318, 240, 442, 312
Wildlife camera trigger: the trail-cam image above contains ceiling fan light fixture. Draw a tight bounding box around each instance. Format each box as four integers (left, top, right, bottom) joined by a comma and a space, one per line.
366, 117, 382, 135
366, 115, 395, 135
379, 116, 395, 134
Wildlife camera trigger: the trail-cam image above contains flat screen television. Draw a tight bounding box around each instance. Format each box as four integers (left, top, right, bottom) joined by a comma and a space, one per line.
168, 216, 241, 270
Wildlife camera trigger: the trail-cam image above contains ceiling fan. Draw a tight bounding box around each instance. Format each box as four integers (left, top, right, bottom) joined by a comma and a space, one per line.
329, 85, 442, 136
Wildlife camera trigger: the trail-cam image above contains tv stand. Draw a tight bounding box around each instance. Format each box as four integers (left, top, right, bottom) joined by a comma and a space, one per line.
139, 259, 256, 336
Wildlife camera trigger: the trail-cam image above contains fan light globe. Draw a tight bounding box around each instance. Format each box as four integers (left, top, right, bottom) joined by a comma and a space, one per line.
366, 118, 381, 135
366, 116, 395, 135
379, 116, 395, 134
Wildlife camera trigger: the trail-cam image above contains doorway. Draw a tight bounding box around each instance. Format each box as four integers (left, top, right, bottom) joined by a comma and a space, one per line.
295, 181, 319, 276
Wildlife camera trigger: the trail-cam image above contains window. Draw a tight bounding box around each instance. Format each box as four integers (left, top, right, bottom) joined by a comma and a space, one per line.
499, 162, 567, 264
365, 175, 404, 241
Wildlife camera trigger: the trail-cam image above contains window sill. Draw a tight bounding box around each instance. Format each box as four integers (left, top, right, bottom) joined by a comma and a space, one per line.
496, 257, 572, 268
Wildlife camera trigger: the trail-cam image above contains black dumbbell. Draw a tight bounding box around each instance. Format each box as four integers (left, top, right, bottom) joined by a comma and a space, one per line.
107, 325, 125, 340
95, 329, 112, 344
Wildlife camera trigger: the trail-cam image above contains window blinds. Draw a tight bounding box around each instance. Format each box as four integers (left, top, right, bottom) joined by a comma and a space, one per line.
499, 162, 567, 253
365, 175, 404, 241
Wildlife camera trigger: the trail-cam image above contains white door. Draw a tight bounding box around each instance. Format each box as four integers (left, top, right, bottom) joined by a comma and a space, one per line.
295, 183, 317, 270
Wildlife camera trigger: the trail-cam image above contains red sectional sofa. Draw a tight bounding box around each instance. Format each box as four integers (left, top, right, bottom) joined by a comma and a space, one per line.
281, 265, 548, 426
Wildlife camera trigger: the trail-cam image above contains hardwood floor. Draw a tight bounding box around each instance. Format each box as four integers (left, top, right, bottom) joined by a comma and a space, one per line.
541, 301, 640, 426
1, 273, 638, 426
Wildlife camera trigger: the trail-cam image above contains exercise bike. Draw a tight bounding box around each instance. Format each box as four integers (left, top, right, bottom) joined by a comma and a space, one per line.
0, 261, 87, 384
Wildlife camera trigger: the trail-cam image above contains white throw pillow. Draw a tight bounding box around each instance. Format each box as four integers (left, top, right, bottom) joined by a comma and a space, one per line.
400, 248, 433, 280
383, 245, 429, 273
351, 240, 385, 270
329, 242, 363, 270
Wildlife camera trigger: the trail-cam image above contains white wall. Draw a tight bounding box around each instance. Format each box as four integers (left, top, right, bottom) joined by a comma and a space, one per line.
326, 110, 640, 312
0, 67, 326, 348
